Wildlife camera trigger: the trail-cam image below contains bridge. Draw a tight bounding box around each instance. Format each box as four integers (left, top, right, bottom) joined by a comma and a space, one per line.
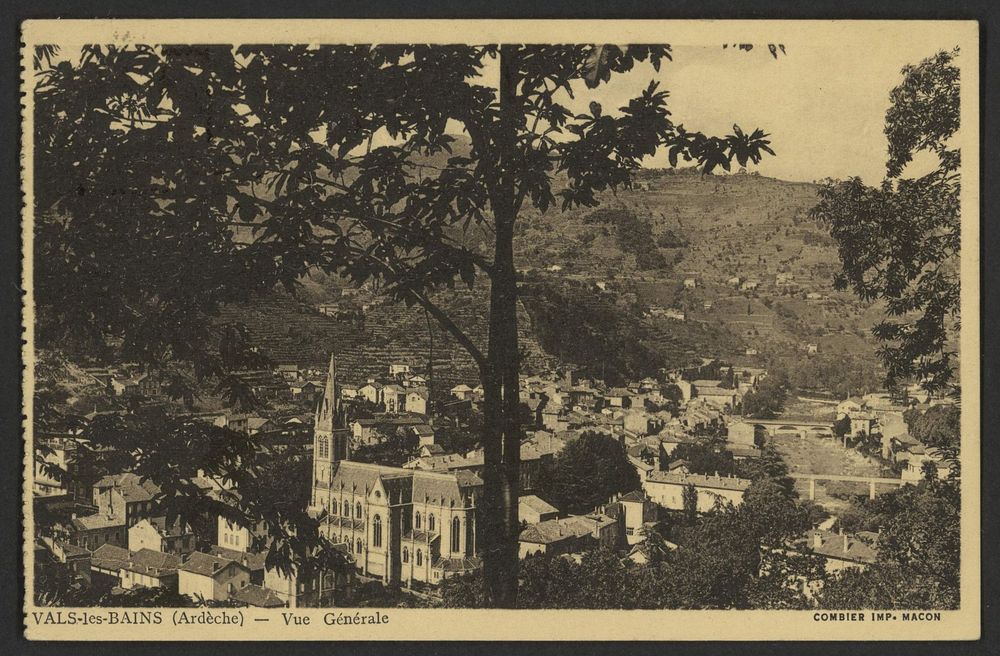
789, 472, 910, 501
731, 418, 835, 443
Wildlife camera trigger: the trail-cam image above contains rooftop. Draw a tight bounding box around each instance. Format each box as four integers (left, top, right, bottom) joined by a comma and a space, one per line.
645, 471, 752, 492
519, 514, 615, 545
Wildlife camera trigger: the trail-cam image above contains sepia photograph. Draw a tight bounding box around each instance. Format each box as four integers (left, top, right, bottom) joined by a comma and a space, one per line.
20, 19, 980, 641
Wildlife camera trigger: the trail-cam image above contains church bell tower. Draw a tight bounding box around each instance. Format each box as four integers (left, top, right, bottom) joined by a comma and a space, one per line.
312, 354, 350, 509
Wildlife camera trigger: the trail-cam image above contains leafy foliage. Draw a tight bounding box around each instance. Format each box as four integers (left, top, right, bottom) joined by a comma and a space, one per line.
537, 431, 641, 514
351, 426, 420, 467
33, 42, 774, 605
905, 404, 960, 452
819, 478, 960, 609
810, 49, 961, 391
740, 374, 788, 419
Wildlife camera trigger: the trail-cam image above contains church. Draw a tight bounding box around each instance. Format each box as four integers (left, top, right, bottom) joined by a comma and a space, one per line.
310, 356, 483, 586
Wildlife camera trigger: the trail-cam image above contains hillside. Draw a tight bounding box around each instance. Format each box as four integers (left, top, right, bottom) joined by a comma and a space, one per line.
218, 166, 884, 386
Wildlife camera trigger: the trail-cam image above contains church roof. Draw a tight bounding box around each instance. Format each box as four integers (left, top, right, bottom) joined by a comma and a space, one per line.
326, 461, 481, 507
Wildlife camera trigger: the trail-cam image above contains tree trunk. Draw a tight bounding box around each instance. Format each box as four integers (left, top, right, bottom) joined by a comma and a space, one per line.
480, 44, 522, 608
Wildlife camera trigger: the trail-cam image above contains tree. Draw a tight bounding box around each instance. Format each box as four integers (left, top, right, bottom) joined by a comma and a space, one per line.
670, 441, 736, 478
537, 431, 641, 514
34, 43, 774, 607
810, 49, 961, 392
819, 477, 960, 610
681, 483, 699, 525
741, 376, 787, 419
351, 426, 419, 467
907, 404, 960, 452
832, 415, 852, 439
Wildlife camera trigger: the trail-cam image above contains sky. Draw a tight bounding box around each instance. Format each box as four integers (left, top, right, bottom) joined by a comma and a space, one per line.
50, 36, 963, 186
476, 42, 961, 185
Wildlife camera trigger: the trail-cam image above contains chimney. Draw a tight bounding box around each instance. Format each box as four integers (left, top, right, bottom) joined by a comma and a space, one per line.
812, 532, 823, 549
843, 534, 849, 553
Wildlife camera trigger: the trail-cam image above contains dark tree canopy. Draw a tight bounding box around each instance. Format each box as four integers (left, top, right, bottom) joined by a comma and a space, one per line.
905, 404, 960, 452
810, 49, 961, 392
32, 42, 775, 606
537, 431, 641, 514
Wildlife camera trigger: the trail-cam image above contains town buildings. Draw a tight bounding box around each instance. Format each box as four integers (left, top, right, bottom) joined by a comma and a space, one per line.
310, 355, 483, 587
642, 471, 752, 512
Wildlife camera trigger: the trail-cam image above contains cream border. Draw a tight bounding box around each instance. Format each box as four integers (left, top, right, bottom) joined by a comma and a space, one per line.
21, 19, 981, 641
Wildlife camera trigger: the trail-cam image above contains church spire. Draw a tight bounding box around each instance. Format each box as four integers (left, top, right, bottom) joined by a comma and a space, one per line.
316, 353, 340, 429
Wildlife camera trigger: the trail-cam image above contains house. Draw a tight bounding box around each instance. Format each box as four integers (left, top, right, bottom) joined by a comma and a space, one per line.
405, 388, 429, 416
119, 548, 182, 591
850, 412, 879, 437
383, 384, 406, 414
351, 418, 382, 444
837, 397, 866, 419
642, 471, 752, 513
209, 546, 269, 586
656, 431, 698, 457
404, 373, 428, 387
800, 530, 877, 573
623, 409, 665, 436
128, 516, 196, 555
450, 384, 474, 400
263, 545, 353, 608
518, 495, 560, 524
663, 308, 686, 322
605, 388, 634, 409
231, 584, 287, 608
358, 380, 384, 406
217, 516, 269, 554
34, 437, 88, 499
806, 292, 824, 300
418, 443, 446, 458
110, 373, 160, 397
614, 490, 658, 545
727, 420, 766, 448
291, 380, 320, 399
69, 513, 127, 552
740, 280, 759, 291
691, 381, 740, 410
317, 302, 340, 316
805, 343, 819, 354
178, 552, 252, 602
666, 459, 691, 474
92, 473, 161, 528
900, 446, 954, 482
246, 416, 276, 435
89, 544, 133, 591
37, 538, 92, 588
683, 277, 697, 289
275, 364, 300, 381
745, 347, 759, 356
412, 423, 436, 446
389, 363, 412, 378
518, 514, 619, 559
727, 276, 743, 288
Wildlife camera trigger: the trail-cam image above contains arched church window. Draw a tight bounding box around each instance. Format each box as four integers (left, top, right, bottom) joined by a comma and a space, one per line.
415, 512, 422, 529
452, 517, 461, 552
428, 514, 436, 532
372, 515, 382, 547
